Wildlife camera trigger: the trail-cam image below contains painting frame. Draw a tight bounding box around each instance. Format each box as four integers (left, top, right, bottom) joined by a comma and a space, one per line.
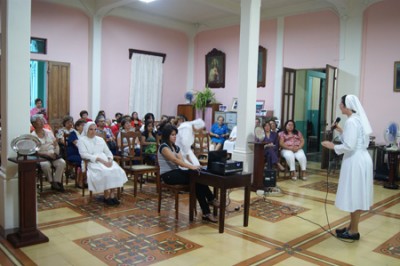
206, 48, 225, 88
257, 46, 267, 87
394, 61, 400, 92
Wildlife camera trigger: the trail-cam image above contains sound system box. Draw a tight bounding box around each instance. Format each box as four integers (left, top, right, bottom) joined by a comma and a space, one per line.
263, 169, 276, 187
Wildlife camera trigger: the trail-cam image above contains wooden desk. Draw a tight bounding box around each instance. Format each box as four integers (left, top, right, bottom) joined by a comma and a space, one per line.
189, 171, 251, 233
8, 156, 49, 248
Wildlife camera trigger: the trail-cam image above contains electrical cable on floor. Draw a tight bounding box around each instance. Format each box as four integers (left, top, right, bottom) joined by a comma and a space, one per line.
254, 153, 355, 243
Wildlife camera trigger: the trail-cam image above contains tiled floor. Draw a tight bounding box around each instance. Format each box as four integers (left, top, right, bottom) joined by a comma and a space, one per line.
1, 163, 399, 266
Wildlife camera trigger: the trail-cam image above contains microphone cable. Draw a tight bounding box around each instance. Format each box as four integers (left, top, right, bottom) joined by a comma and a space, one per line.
277, 145, 355, 243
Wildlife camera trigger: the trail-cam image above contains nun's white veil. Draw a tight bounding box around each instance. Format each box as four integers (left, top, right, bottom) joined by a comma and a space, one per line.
82, 121, 96, 137
345, 95, 372, 136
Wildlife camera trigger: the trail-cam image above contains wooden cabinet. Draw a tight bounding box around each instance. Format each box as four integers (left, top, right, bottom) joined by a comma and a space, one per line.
177, 104, 195, 121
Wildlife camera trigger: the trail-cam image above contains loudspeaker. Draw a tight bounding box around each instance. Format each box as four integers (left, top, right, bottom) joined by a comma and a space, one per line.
263, 169, 276, 187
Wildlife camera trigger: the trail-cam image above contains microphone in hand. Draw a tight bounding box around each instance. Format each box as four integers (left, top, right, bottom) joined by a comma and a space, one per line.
331, 117, 341, 131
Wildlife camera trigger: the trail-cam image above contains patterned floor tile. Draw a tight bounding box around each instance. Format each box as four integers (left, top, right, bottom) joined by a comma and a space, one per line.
75, 231, 201, 265
300, 181, 338, 194
373, 232, 400, 259
250, 198, 308, 222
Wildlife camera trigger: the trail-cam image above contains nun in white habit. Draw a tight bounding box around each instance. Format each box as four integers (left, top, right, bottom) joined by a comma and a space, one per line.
223, 125, 237, 154
176, 119, 205, 166
78, 122, 128, 205
322, 94, 373, 240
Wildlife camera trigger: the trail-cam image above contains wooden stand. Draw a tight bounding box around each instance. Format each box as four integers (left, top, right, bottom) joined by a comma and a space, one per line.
383, 149, 399, 190
250, 142, 266, 191
7, 156, 49, 248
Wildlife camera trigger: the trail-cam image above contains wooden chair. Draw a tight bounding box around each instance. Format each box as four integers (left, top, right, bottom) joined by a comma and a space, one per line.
156, 173, 190, 220
193, 130, 210, 166
120, 131, 159, 197
63, 133, 81, 188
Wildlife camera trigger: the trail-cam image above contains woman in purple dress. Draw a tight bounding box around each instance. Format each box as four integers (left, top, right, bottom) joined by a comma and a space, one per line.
263, 122, 284, 170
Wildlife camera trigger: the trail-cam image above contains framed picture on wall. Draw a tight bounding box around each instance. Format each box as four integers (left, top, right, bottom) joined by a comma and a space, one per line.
206, 48, 225, 88
394, 61, 400, 92
257, 46, 267, 87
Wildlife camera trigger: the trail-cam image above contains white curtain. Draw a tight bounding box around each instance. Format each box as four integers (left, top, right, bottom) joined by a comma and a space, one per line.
129, 54, 163, 120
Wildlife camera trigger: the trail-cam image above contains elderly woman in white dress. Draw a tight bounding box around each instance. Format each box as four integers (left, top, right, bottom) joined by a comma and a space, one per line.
223, 125, 237, 155
78, 122, 128, 206
322, 95, 373, 240
176, 118, 205, 166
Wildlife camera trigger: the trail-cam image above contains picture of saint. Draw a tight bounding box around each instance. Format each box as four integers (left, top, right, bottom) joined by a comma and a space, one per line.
208, 58, 220, 83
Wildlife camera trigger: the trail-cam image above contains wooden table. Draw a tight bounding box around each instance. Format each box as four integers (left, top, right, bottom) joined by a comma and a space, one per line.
189, 170, 251, 233
8, 156, 49, 248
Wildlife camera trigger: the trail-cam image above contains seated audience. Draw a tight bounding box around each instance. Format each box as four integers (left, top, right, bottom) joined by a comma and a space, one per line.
255, 118, 261, 128
112, 112, 123, 125
130, 111, 142, 130
30, 98, 48, 123
56, 115, 75, 148
31, 114, 66, 192
79, 110, 92, 122
262, 122, 284, 171
279, 120, 307, 180
97, 110, 106, 120
158, 124, 218, 222
66, 119, 86, 166
175, 115, 187, 128
141, 121, 157, 164
96, 115, 117, 154
78, 122, 128, 205
29, 114, 52, 133
210, 115, 229, 151
223, 125, 237, 156
67, 119, 86, 187
111, 116, 123, 137
141, 113, 155, 133
269, 119, 280, 133
117, 118, 140, 156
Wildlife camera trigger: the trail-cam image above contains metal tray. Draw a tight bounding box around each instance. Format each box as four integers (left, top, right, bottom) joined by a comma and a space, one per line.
10, 134, 41, 155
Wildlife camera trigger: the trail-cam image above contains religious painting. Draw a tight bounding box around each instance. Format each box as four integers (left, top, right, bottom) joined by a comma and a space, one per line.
206, 48, 225, 88
257, 46, 267, 87
394, 61, 400, 92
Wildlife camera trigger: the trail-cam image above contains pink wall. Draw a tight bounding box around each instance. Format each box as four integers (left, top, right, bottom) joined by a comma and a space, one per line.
29, 0, 400, 143
283, 10, 340, 68
31, 0, 90, 119
361, 0, 400, 143
194, 19, 278, 110
194, 25, 240, 108
101, 17, 189, 119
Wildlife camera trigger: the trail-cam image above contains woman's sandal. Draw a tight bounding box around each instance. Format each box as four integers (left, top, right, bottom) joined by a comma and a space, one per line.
202, 213, 217, 223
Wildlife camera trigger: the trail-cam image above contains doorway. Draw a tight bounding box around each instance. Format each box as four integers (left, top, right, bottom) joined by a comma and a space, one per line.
281, 65, 338, 164
30, 60, 70, 131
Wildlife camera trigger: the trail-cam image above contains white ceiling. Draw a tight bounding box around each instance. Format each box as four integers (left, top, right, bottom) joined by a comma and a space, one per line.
37, 0, 349, 34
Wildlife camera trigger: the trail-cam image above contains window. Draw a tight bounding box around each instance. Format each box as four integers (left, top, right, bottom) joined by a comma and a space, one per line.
30, 37, 47, 54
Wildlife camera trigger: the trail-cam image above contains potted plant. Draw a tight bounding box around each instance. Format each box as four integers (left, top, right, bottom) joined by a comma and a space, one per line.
193, 85, 216, 110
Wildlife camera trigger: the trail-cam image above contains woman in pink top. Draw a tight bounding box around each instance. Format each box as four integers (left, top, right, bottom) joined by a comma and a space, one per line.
279, 120, 307, 180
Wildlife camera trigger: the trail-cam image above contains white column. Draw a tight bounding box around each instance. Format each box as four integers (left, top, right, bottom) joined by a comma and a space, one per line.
89, 15, 102, 117
0, 0, 31, 235
335, 1, 367, 103
186, 31, 196, 92
232, 0, 261, 173
273, 17, 284, 120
